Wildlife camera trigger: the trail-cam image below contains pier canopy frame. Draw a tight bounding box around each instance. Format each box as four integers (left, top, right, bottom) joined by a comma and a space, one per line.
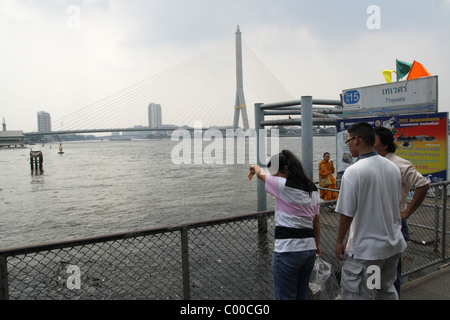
254, 97, 342, 212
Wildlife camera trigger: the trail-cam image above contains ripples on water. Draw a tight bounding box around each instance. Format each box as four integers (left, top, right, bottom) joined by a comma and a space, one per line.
0, 136, 336, 248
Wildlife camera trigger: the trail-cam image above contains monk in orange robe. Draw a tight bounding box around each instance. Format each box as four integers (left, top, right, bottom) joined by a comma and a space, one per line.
318, 152, 338, 201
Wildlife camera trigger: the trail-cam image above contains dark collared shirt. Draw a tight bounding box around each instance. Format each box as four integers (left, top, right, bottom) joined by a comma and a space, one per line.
356, 150, 378, 162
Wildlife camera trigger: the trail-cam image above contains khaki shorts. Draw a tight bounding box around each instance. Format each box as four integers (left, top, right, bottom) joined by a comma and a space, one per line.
340, 253, 401, 300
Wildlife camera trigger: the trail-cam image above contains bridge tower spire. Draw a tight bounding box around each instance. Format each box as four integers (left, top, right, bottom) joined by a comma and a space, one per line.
233, 25, 250, 130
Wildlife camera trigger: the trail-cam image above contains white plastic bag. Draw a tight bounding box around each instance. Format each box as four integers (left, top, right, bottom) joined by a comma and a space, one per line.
309, 257, 332, 294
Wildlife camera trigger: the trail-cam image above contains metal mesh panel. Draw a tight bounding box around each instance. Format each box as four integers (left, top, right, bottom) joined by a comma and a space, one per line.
402, 184, 448, 276
317, 202, 342, 277
6, 232, 183, 300
188, 216, 275, 300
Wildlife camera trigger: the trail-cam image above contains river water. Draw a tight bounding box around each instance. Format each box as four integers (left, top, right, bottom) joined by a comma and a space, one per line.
0, 136, 336, 249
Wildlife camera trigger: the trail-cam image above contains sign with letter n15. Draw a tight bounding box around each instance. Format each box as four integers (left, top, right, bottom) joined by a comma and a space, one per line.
342, 76, 438, 118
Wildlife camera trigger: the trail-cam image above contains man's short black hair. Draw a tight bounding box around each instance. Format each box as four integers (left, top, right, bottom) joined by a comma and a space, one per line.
347, 122, 375, 146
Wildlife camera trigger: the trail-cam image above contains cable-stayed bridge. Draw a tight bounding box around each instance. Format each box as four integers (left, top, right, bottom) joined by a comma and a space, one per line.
26, 32, 301, 137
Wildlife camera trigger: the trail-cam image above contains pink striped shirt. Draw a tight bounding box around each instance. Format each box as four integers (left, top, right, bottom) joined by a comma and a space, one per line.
265, 175, 320, 252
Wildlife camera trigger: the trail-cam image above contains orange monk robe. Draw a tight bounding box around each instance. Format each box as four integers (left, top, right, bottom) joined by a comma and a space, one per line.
318, 159, 338, 201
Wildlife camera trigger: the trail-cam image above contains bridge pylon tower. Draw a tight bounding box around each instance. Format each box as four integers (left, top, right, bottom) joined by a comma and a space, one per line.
233, 25, 250, 130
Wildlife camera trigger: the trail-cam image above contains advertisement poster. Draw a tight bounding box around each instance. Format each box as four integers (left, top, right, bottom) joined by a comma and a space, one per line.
336, 112, 448, 183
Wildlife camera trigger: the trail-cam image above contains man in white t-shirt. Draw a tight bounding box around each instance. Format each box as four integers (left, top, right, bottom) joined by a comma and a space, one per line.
335, 122, 407, 300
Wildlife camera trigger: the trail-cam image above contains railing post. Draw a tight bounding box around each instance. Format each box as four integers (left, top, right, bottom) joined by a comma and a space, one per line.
255, 103, 269, 245
434, 185, 441, 253
0, 256, 9, 300
180, 228, 191, 300
301, 96, 313, 179
255, 103, 267, 212
442, 183, 447, 260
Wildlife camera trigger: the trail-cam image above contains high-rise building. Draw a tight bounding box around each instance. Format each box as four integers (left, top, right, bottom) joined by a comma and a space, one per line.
37, 111, 51, 132
148, 103, 162, 129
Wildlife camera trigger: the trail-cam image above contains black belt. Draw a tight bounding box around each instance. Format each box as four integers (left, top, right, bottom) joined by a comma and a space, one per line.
275, 226, 315, 239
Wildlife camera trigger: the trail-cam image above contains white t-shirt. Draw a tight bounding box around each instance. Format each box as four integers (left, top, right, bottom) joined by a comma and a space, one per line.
336, 152, 407, 260
265, 175, 320, 253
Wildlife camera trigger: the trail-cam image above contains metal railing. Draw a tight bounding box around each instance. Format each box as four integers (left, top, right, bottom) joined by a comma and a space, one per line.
0, 182, 449, 300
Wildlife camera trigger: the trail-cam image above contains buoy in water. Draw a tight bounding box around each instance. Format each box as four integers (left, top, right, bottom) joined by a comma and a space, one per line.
58, 143, 64, 154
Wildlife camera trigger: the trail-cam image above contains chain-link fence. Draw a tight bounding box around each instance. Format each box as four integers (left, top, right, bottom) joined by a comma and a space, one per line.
1, 182, 449, 300
401, 182, 449, 278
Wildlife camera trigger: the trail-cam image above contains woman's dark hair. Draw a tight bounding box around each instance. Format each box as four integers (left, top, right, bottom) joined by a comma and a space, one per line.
374, 126, 397, 153
268, 150, 317, 195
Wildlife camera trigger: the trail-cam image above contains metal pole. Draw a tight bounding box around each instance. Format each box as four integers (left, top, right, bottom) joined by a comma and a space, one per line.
434, 186, 441, 253
259, 98, 341, 110
301, 96, 314, 179
254, 103, 267, 212
442, 184, 447, 260
254, 103, 268, 244
0, 256, 9, 300
180, 228, 191, 300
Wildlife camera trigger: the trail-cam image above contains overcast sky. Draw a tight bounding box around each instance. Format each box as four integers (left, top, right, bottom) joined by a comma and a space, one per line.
1, 0, 450, 132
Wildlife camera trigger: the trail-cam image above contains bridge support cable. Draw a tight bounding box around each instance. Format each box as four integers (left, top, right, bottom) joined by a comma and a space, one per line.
52, 41, 236, 131
49, 39, 296, 133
